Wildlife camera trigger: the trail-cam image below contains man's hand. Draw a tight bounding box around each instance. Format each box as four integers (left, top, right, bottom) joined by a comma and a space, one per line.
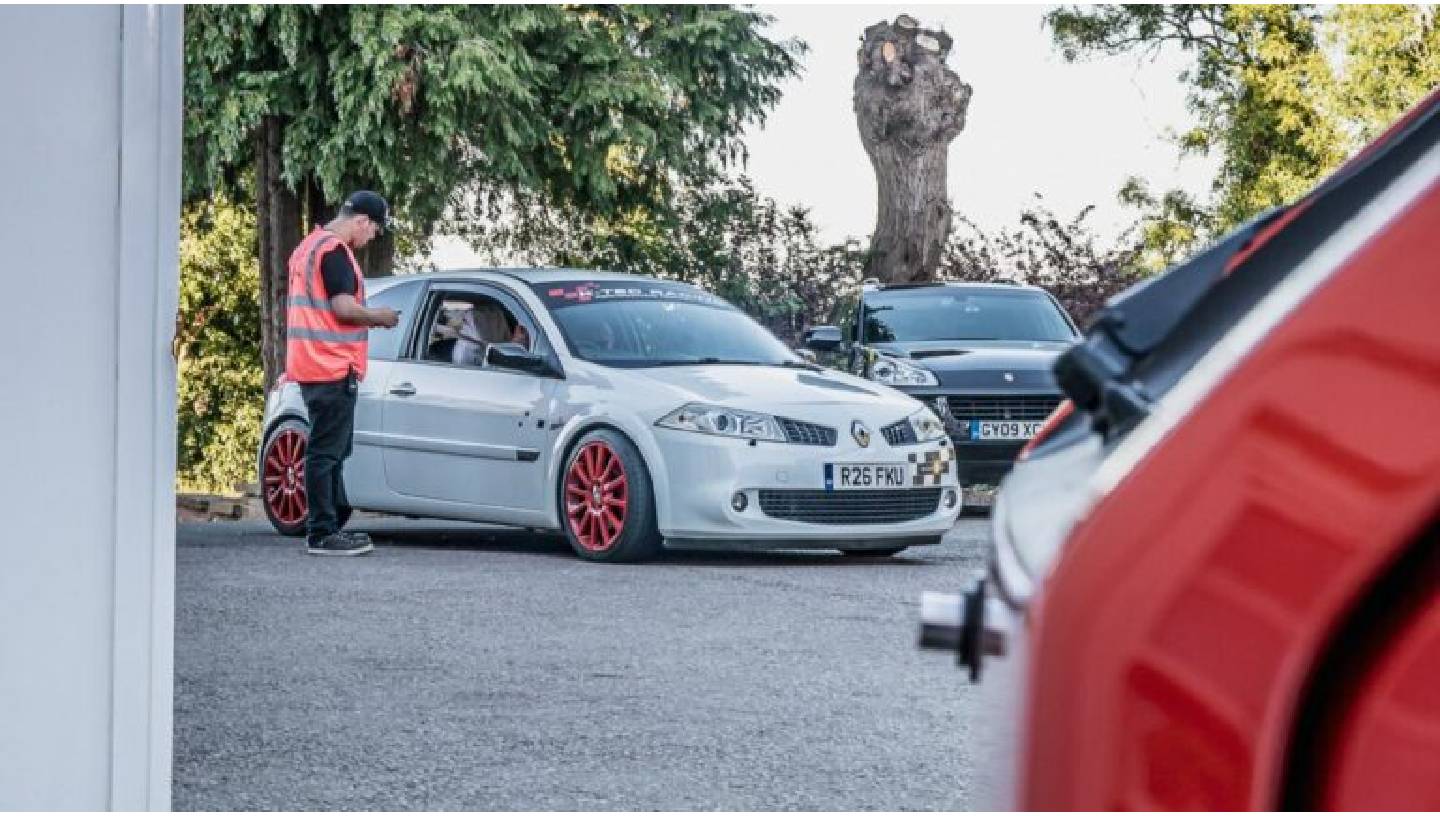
330, 294, 399, 329
370, 307, 400, 328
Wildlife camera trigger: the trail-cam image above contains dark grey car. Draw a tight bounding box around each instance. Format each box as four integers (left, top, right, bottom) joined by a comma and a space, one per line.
806, 281, 1079, 487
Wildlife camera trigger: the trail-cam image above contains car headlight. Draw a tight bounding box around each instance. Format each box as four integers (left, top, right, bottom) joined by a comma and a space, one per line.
656, 403, 786, 442
869, 356, 939, 387
908, 408, 947, 442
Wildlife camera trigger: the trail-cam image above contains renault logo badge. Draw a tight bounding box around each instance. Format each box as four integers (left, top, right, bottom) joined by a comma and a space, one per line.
851, 420, 871, 448
1003, 372, 1015, 383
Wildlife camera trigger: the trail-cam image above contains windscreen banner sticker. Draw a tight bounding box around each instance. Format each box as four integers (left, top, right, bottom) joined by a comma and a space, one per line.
548, 283, 597, 304
537, 281, 727, 310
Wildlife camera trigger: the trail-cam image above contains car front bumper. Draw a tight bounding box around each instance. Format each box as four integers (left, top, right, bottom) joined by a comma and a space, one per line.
651, 429, 962, 547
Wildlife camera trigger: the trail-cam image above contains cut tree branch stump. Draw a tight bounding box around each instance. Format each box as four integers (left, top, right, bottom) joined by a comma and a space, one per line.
854, 15, 973, 284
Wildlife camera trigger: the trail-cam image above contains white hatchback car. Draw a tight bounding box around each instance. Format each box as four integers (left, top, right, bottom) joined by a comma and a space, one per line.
259, 270, 962, 561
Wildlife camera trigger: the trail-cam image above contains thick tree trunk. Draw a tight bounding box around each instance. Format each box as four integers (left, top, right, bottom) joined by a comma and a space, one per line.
355, 230, 395, 278
305, 175, 335, 232
854, 15, 973, 284
256, 116, 301, 392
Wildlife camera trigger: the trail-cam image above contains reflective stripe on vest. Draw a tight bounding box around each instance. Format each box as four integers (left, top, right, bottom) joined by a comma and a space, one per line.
284, 228, 369, 383
286, 295, 333, 310
286, 327, 369, 342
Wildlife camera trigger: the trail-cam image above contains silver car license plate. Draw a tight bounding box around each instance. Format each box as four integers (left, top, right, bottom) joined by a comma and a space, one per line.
970, 420, 1043, 440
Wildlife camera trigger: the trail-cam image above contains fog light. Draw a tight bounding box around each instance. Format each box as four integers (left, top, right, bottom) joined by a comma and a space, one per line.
943, 489, 958, 509
731, 491, 748, 512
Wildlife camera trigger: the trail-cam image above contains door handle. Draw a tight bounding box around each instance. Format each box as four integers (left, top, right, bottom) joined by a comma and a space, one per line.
389, 382, 417, 397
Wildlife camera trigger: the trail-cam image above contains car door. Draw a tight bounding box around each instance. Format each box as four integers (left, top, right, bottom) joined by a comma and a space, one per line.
343, 277, 426, 508
379, 282, 561, 522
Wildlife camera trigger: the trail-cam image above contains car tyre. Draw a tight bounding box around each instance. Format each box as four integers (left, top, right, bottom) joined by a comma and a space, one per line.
840, 547, 909, 558
560, 429, 661, 563
259, 418, 352, 537
260, 418, 310, 537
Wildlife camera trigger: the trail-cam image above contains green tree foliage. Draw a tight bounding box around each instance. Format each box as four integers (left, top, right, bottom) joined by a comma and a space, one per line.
175, 201, 264, 494
1326, 5, 1440, 144
186, 5, 802, 230
1047, 4, 1440, 266
185, 5, 802, 388
1113, 176, 1211, 271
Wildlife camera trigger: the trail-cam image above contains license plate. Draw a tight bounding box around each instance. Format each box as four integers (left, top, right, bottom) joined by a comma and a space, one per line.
824, 463, 908, 491
969, 420, 1043, 440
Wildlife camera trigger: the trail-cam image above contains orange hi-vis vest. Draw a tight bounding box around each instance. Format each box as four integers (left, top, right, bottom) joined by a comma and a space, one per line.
285, 228, 368, 383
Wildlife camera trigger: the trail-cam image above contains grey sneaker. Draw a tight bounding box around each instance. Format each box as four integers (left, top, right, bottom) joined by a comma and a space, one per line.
342, 531, 373, 547
306, 532, 373, 556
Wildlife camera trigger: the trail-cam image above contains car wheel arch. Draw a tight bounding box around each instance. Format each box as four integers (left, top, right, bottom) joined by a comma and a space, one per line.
258, 411, 308, 468
264, 410, 308, 438
547, 418, 668, 530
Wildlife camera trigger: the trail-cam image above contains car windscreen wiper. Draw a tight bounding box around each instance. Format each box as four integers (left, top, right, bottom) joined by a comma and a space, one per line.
770, 359, 824, 372
699, 358, 823, 372
642, 357, 820, 370
643, 357, 763, 367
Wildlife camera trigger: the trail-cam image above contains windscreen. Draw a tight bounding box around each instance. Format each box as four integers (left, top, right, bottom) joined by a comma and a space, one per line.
533, 280, 797, 367
862, 288, 1076, 343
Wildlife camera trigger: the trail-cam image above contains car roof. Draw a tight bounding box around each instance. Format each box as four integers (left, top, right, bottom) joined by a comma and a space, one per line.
369, 267, 664, 291
860, 280, 1047, 294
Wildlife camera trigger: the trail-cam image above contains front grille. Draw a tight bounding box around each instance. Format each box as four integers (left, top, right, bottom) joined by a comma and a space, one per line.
946, 395, 1061, 422
777, 417, 837, 446
881, 419, 917, 446
758, 488, 942, 525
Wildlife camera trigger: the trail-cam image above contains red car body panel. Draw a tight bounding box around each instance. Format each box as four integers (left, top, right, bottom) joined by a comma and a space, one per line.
1317, 533, 1440, 809
1020, 168, 1440, 808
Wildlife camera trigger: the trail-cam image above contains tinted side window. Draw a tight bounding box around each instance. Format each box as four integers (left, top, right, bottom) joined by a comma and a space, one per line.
365, 279, 422, 360
416, 293, 528, 367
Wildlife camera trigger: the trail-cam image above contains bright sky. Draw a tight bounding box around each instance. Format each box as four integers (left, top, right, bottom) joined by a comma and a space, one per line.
430, 4, 1219, 267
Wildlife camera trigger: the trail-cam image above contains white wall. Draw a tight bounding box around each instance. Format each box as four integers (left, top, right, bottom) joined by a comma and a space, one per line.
0, 6, 180, 810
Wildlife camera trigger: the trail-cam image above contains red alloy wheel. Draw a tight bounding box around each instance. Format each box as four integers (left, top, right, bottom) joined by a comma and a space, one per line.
262, 427, 308, 528
564, 441, 629, 552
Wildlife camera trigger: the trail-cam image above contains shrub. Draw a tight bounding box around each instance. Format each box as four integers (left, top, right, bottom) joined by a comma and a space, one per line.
175, 200, 263, 494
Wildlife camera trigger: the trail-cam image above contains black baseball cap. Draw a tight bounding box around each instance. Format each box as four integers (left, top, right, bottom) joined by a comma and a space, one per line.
340, 190, 391, 233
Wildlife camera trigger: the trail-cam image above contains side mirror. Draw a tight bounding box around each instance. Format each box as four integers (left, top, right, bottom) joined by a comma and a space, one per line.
486, 342, 557, 377
803, 325, 843, 352
795, 348, 819, 364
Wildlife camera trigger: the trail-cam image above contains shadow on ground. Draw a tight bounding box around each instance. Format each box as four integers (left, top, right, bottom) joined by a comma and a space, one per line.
356, 524, 943, 569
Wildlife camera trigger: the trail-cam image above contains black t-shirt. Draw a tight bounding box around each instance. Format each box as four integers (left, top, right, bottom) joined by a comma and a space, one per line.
319, 245, 358, 300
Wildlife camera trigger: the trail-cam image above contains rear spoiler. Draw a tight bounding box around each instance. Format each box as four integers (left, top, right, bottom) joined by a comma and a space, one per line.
1053, 206, 1284, 434
1054, 85, 1440, 440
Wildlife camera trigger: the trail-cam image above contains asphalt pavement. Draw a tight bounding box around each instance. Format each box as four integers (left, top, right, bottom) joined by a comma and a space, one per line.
174, 516, 995, 810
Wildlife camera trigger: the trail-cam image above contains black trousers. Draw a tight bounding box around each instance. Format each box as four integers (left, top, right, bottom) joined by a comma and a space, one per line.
300, 377, 356, 542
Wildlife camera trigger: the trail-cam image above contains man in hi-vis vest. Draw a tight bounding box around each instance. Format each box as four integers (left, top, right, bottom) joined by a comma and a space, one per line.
285, 191, 399, 556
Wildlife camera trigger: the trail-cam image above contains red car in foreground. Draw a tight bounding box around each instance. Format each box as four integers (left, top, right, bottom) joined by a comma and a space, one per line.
924, 88, 1440, 809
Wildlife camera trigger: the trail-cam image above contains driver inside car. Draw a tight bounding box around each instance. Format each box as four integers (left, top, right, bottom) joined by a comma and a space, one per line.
452, 301, 513, 367
508, 322, 530, 350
